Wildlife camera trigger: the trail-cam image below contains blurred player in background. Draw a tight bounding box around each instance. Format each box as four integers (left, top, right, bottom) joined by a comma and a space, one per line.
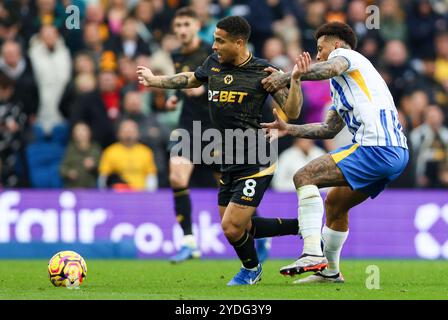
262, 22, 409, 283
165, 7, 216, 263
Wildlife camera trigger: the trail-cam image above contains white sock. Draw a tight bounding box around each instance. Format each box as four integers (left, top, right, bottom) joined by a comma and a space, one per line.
243, 264, 260, 271
321, 225, 349, 275
182, 234, 198, 249
297, 185, 324, 256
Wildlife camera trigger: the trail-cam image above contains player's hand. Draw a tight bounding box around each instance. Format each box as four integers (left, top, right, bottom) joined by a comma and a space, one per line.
137, 66, 154, 87
292, 52, 312, 80
165, 95, 179, 110
183, 85, 205, 97
261, 67, 288, 92
260, 108, 289, 142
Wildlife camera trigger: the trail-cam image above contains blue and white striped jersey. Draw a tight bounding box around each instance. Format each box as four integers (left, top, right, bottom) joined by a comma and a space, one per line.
328, 48, 408, 148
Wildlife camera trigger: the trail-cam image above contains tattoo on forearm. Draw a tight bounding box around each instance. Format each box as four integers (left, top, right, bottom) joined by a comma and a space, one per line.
301, 57, 349, 80
160, 74, 189, 89
287, 110, 345, 139
273, 88, 289, 108
281, 72, 291, 87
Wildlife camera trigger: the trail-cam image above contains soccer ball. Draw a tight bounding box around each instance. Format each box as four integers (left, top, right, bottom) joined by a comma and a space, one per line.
48, 251, 87, 289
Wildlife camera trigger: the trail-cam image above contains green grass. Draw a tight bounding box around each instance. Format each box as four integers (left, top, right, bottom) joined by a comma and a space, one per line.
0, 259, 447, 300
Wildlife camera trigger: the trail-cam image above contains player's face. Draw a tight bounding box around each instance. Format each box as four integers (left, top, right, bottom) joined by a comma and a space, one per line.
212, 28, 240, 64
316, 36, 336, 62
173, 16, 200, 45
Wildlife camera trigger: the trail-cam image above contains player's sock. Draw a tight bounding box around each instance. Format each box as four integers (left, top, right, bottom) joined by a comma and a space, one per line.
321, 225, 349, 276
297, 185, 324, 256
173, 187, 192, 236
250, 217, 299, 238
230, 230, 259, 269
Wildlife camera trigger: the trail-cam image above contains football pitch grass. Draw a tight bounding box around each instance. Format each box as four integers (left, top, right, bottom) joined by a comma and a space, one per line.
1, 259, 447, 300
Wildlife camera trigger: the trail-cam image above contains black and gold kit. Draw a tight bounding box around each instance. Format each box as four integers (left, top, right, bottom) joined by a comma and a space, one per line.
168, 41, 217, 165
171, 41, 213, 131
194, 52, 277, 207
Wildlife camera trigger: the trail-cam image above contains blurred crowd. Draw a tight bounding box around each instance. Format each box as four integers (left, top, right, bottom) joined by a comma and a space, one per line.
1, 0, 448, 191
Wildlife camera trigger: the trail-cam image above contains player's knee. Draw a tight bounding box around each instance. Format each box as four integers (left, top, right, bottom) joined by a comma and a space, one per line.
221, 220, 244, 242
169, 171, 186, 188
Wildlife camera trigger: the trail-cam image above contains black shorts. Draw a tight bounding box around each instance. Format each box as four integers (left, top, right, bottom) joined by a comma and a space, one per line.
218, 166, 274, 207
167, 128, 221, 172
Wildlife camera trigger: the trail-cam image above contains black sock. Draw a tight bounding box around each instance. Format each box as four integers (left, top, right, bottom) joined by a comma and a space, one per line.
173, 187, 192, 235
250, 217, 299, 238
230, 231, 259, 269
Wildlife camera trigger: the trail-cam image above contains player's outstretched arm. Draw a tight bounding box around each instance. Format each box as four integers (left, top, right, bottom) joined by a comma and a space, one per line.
286, 109, 345, 139
278, 52, 313, 119
262, 54, 350, 92
262, 109, 345, 140
137, 66, 202, 89
300, 56, 349, 80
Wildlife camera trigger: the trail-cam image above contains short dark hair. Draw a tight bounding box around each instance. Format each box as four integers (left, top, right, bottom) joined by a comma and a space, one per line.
216, 16, 251, 42
315, 22, 357, 49
174, 7, 199, 20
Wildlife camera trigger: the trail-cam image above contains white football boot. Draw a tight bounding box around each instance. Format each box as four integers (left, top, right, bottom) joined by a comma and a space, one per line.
293, 271, 345, 284
279, 254, 328, 276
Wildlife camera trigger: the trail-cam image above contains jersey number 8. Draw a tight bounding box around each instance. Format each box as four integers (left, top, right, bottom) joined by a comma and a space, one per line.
243, 179, 257, 197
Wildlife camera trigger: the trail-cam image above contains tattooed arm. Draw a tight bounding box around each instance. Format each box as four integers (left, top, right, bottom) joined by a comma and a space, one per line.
262, 55, 350, 92
137, 66, 202, 89
301, 56, 349, 80
272, 87, 301, 120
286, 109, 345, 139
261, 109, 345, 141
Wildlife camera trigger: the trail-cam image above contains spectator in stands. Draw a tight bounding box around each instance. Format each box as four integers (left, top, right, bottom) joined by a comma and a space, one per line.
434, 32, 448, 87
98, 119, 157, 191
272, 138, 326, 192
82, 22, 107, 66
379, 0, 407, 43
325, 0, 347, 23
0, 40, 39, 123
411, 105, 448, 188
120, 90, 169, 187
0, 1, 25, 46
297, 0, 327, 57
357, 33, 382, 67
106, 16, 151, 59
414, 53, 448, 120
106, 0, 129, 36
191, 0, 218, 45
0, 71, 27, 187
133, 0, 160, 53
117, 55, 139, 94
262, 36, 292, 71
60, 122, 101, 188
73, 50, 96, 75
401, 89, 430, 130
346, 0, 379, 47
247, 0, 293, 56
28, 25, 71, 135
71, 70, 120, 148
407, 0, 447, 59
382, 40, 419, 103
